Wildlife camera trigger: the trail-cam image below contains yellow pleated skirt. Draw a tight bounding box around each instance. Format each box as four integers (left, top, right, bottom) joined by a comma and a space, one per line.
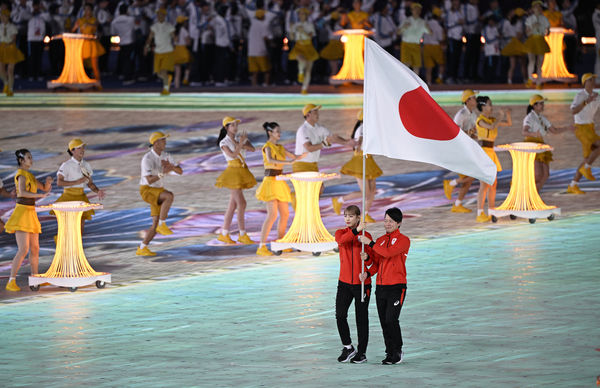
4, 204, 41, 234
256, 176, 292, 202
524, 137, 553, 163
501, 37, 527, 56
81, 39, 106, 59
524, 35, 550, 55
483, 147, 502, 172
0, 42, 25, 64
173, 45, 191, 64
340, 152, 383, 179
319, 40, 344, 60
289, 40, 319, 62
51, 188, 94, 220
215, 159, 257, 189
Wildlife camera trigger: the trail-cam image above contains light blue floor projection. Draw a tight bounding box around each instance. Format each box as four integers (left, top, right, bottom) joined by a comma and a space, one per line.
2, 213, 599, 387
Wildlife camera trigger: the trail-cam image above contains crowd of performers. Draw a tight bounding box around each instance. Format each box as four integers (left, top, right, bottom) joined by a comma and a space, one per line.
2, 76, 600, 292
0, 0, 589, 96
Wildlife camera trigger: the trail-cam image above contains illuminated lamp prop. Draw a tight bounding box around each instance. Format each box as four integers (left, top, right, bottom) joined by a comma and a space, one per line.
271, 172, 339, 255
329, 30, 373, 85
47, 33, 101, 90
488, 142, 560, 224
533, 27, 577, 83
30, 201, 110, 291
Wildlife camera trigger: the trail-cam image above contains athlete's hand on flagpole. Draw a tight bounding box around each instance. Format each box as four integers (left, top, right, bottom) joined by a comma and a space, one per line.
356, 219, 365, 232
358, 272, 368, 282
360, 252, 368, 261
358, 234, 372, 245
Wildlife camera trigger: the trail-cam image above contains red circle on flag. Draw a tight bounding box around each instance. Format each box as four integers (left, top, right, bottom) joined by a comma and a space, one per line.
398, 87, 460, 141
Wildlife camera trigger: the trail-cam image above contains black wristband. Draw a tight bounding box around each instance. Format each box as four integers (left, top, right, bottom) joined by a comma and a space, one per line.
369, 241, 375, 248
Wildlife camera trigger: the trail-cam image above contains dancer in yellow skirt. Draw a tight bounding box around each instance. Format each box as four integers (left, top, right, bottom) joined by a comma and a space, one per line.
72, 3, 105, 84
500, 8, 527, 85
256, 122, 306, 256
523, 94, 573, 191
54, 138, 106, 235
0, 9, 25, 97
137, 132, 183, 256
288, 8, 319, 94
319, 11, 344, 78
215, 116, 257, 245
524, 1, 550, 89
333, 109, 382, 223
173, 15, 191, 89
567, 73, 600, 194
475, 96, 512, 223
5, 149, 53, 291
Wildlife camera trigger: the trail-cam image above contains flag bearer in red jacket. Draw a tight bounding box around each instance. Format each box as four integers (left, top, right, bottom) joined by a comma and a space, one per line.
334, 205, 376, 364
359, 207, 410, 365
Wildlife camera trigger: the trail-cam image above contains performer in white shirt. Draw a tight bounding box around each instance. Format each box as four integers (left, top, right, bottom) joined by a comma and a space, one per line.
443, 89, 478, 213
566, 73, 600, 194
398, 3, 430, 73
522, 94, 573, 191
137, 131, 183, 256
55, 139, 106, 235
422, 6, 445, 85
524, 1, 550, 89
144, 8, 175, 95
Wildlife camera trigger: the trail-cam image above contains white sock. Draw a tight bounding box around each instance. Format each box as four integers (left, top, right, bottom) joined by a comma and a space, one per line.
584, 163, 591, 169
259, 243, 265, 248
477, 209, 483, 216
222, 229, 228, 236
159, 219, 165, 226
240, 230, 246, 236
450, 179, 457, 186
570, 180, 578, 187
9, 277, 15, 282
344, 344, 353, 349
455, 200, 462, 206
139, 243, 147, 249
338, 196, 344, 203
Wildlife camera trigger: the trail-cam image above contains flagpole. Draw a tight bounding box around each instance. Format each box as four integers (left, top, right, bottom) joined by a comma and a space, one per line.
361, 150, 366, 302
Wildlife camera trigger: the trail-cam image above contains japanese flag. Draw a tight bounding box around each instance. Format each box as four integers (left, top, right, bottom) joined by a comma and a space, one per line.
363, 39, 497, 185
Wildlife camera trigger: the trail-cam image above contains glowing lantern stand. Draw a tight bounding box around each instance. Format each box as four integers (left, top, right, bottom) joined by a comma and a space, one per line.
30, 201, 110, 291
271, 172, 339, 255
488, 142, 560, 224
47, 33, 100, 90
329, 29, 373, 85
535, 27, 577, 83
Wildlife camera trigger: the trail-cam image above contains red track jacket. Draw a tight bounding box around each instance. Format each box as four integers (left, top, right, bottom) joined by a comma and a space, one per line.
335, 227, 376, 285
368, 229, 410, 285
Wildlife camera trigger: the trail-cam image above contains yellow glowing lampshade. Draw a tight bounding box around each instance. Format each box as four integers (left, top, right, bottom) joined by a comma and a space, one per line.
110, 35, 120, 44
536, 28, 577, 82
489, 142, 560, 222
270, 172, 339, 254
47, 33, 101, 90
30, 201, 110, 290
330, 29, 374, 85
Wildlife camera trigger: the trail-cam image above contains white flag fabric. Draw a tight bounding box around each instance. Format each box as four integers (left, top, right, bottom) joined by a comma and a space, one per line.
363, 38, 497, 185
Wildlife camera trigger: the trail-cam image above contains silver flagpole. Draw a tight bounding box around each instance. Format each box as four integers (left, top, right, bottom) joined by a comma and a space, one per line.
361, 145, 366, 302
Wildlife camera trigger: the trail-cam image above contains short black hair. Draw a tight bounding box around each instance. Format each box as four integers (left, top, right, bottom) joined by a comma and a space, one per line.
385, 207, 403, 223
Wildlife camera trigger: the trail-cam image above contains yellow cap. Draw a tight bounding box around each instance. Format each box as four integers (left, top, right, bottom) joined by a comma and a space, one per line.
222, 116, 241, 127
514, 8, 525, 16
149, 131, 169, 145
411, 2, 422, 9
297, 7, 311, 16
156, 7, 167, 15
330, 11, 340, 20
432, 6, 442, 17
461, 89, 479, 103
255, 9, 265, 19
531, 0, 543, 6
302, 103, 322, 116
68, 138, 86, 150
581, 73, 597, 85
176, 15, 188, 23
529, 94, 547, 106
357, 108, 363, 121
